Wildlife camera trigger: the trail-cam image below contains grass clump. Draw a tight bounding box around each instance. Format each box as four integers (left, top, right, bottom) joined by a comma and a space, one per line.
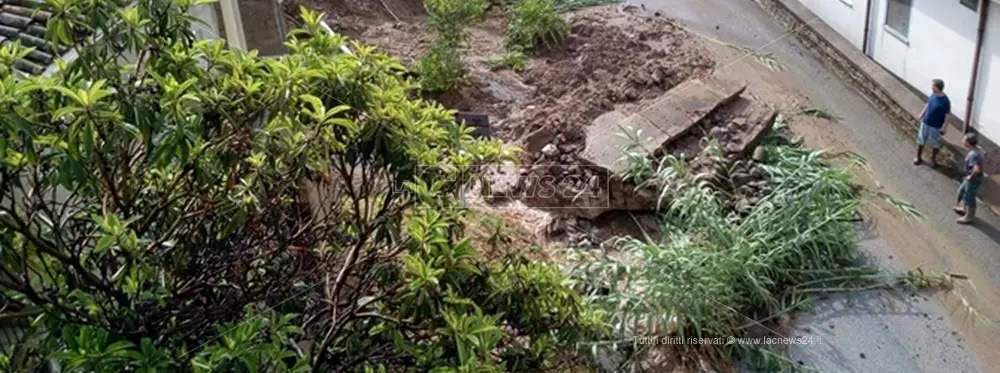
568, 125, 884, 371
505, 0, 568, 55
418, 0, 489, 91
551, 0, 623, 12
488, 50, 529, 71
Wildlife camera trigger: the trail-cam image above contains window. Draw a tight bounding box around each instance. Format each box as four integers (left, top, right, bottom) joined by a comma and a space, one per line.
960, 0, 978, 11
190, 3, 226, 41
885, 0, 913, 39
238, 0, 288, 57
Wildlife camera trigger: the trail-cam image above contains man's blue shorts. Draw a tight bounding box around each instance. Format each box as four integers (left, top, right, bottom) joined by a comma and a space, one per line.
918, 122, 943, 149
958, 176, 983, 208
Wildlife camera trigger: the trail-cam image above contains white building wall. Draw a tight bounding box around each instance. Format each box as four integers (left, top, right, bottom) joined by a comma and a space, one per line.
869, 0, 980, 124
798, 0, 869, 49
972, 2, 1000, 143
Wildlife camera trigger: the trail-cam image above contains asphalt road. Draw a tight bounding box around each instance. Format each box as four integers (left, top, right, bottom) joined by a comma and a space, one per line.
628, 0, 1000, 372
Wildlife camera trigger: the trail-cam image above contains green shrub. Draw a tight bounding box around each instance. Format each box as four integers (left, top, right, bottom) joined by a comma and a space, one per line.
487, 50, 528, 71
417, 40, 466, 92
418, 0, 490, 92
505, 0, 569, 54
425, 0, 490, 43
0, 2, 600, 372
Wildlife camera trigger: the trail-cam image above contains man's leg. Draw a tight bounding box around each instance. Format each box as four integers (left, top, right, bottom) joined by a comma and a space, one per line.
958, 178, 982, 224
915, 124, 927, 165
929, 128, 942, 166
954, 180, 968, 214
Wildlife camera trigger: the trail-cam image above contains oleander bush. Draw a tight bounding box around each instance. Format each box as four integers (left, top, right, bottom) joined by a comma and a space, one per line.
0, 1, 603, 372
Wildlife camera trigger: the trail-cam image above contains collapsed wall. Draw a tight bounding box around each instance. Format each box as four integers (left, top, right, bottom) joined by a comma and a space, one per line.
488, 77, 776, 220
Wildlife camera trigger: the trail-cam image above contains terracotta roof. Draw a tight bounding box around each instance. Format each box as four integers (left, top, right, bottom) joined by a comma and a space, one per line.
0, 0, 71, 75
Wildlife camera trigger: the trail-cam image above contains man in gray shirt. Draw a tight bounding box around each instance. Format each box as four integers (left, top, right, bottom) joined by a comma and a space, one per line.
954, 133, 985, 224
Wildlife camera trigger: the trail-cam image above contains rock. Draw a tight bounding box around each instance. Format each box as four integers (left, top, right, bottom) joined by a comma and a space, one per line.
486, 162, 522, 202
735, 198, 751, 211
709, 126, 728, 139
752, 146, 766, 162
522, 126, 557, 153
624, 88, 639, 100
542, 143, 559, 156
731, 172, 753, 186
547, 219, 567, 236
650, 70, 663, 83
725, 142, 743, 154
732, 116, 748, 128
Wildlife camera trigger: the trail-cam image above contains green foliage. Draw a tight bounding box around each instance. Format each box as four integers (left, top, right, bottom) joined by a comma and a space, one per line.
570, 128, 872, 370
550, 0, 623, 12
417, 41, 466, 92
487, 51, 528, 72
425, 0, 490, 43
0, 1, 597, 372
418, 0, 490, 92
505, 0, 569, 55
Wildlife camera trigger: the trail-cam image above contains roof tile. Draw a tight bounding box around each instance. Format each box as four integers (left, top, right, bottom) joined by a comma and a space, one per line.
0, 0, 74, 76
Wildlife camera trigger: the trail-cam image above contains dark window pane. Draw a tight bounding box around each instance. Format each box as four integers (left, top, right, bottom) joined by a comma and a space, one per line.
239, 0, 287, 57
886, 0, 912, 37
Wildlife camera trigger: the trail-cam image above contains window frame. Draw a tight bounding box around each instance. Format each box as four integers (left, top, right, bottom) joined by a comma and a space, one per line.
960, 0, 979, 12
884, 0, 913, 42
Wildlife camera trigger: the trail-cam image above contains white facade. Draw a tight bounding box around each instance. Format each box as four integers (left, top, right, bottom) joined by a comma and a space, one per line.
799, 0, 869, 48
796, 0, 1000, 144
973, 3, 1000, 142
869, 0, 978, 123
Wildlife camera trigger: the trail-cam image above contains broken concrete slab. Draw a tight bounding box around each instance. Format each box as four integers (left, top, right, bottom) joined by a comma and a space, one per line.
583, 78, 747, 176
578, 111, 632, 175
723, 100, 777, 163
